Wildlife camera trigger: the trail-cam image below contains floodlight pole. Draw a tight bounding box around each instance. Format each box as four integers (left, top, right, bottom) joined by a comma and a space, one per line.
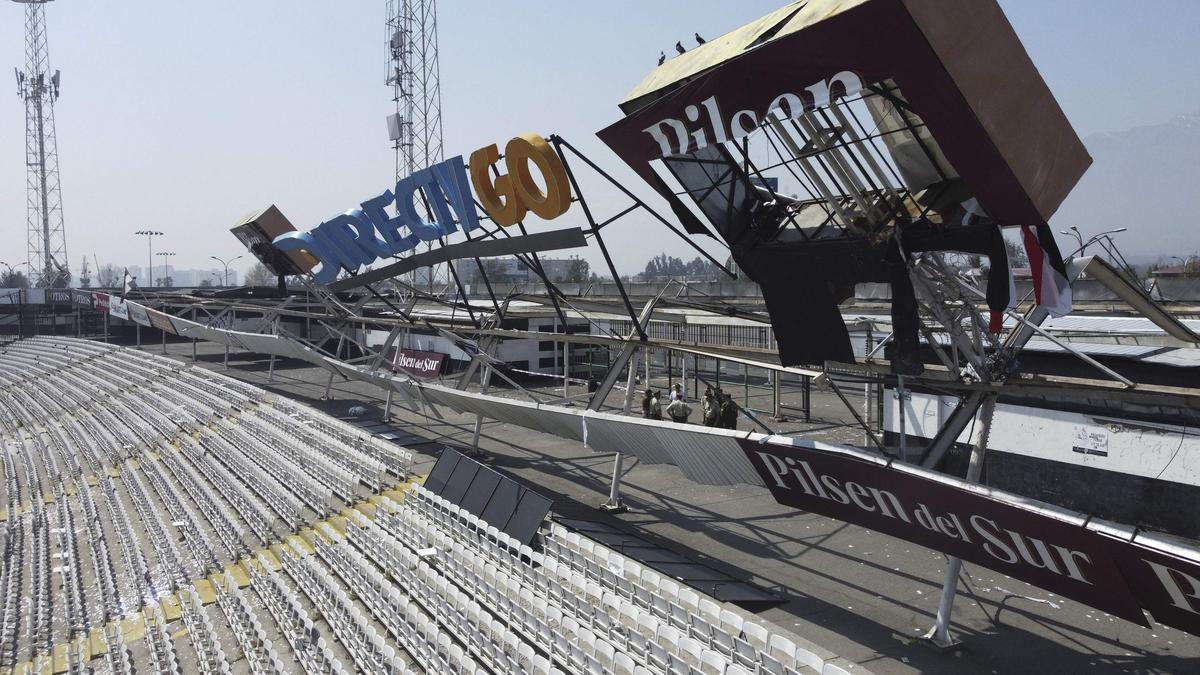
135, 230, 162, 288
156, 251, 175, 288
210, 255, 242, 287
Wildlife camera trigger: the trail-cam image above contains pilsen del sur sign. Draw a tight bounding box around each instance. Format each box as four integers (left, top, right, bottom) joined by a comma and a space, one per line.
273, 133, 572, 284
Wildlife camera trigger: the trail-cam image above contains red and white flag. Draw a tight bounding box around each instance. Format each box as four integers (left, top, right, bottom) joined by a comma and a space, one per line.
1021, 223, 1072, 317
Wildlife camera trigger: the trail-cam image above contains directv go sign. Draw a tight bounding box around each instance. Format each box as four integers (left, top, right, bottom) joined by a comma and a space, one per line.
273, 133, 572, 284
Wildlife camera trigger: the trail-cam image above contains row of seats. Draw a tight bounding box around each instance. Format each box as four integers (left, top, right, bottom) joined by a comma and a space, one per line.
316, 518, 503, 675
214, 422, 334, 517
160, 447, 252, 562
404, 484, 838, 675
382, 498, 648, 674
53, 486, 88, 635
241, 416, 360, 502
0, 454, 25, 669
99, 474, 157, 607
212, 569, 290, 675
119, 464, 192, 588
0, 337, 859, 675
544, 527, 826, 674
341, 513, 565, 674
272, 397, 412, 478
0, 340, 278, 669
280, 539, 419, 674
180, 438, 280, 547
143, 602, 184, 675
0, 340, 298, 668
143, 447, 225, 574
178, 588, 234, 675
75, 476, 123, 623
257, 405, 389, 491
248, 553, 354, 675
198, 432, 307, 531
28, 488, 54, 658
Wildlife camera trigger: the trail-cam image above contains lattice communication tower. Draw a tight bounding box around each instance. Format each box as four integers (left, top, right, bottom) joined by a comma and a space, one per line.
386, 0, 445, 290
14, 0, 69, 288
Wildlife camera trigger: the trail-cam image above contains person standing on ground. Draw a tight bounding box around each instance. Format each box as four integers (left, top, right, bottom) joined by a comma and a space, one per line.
649, 391, 663, 420
670, 383, 684, 403
719, 391, 739, 429
702, 387, 718, 427
641, 389, 653, 418
666, 395, 692, 424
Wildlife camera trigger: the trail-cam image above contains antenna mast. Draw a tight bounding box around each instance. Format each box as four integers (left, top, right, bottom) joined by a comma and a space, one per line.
386, 0, 445, 291
14, 0, 69, 288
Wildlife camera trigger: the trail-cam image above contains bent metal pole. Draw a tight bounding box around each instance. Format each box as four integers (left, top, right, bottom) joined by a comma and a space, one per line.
926, 394, 997, 648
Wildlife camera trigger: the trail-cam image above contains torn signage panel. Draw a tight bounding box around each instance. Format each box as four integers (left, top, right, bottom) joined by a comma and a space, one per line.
602, 0, 1089, 226
598, 0, 1087, 370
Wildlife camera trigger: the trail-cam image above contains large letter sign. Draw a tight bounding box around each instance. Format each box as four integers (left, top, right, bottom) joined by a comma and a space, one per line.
469, 133, 571, 226
274, 155, 481, 284
275, 133, 572, 284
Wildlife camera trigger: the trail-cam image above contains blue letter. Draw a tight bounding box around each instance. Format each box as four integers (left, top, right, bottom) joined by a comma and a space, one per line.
394, 176, 446, 242
274, 230, 342, 284
431, 156, 481, 234
361, 190, 419, 255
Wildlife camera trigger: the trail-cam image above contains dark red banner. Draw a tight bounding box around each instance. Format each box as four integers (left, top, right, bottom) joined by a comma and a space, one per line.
597, 0, 1089, 227
739, 438, 1200, 635
387, 348, 445, 379
1104, 538, 1200, 636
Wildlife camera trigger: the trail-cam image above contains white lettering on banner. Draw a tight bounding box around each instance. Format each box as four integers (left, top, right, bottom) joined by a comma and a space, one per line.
643, 71, 863, 157
389, 348, 445, 379
397, 355, 440, 372
754, 450, 1097, 585
1146, 560, 1200, 614
755, 452, 911, 524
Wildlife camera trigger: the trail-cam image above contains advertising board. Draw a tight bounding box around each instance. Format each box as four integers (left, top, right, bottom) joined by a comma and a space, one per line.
739, 438, 1200, 635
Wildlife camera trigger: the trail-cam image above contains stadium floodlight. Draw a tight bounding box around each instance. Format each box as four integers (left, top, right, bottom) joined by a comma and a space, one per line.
156, 251, 176, 287
134, 230, 163, 288
210, 254, 243, 287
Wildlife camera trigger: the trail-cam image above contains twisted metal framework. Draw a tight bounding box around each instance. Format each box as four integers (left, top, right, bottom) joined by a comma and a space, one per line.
386, 0, 445, 291
14, 0, 69, 288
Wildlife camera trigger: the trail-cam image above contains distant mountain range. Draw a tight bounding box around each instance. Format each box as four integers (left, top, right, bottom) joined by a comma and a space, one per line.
1051, 110, 1200, 263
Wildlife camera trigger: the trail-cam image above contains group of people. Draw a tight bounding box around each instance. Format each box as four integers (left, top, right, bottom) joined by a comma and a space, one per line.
640, 383, 739, 429
641, 383, 692, 423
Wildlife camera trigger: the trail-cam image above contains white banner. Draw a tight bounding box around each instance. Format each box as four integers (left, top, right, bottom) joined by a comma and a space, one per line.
109, 296, 129, 320
126, 301, 151, 327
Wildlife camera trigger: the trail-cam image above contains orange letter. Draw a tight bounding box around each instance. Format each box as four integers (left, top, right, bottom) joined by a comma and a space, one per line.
505, 133, 571, 221
469, 143, 526, 227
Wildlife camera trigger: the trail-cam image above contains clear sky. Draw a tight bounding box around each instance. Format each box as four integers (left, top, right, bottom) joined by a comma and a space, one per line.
2, 0, 1199, 283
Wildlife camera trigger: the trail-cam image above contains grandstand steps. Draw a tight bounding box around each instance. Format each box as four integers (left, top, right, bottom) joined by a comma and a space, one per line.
1, 336, 867, 675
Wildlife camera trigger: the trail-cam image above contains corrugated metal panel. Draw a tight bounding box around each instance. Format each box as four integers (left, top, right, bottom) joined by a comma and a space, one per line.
535, 406, 585, 442
1023, 340, 1166, 358
1042, 315, 1200, 334
586, 416, 674, 465
651, 425, 762, 486
1141, 349, 1200, 368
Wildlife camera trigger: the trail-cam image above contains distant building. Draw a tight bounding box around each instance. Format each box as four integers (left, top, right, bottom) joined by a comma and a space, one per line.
119, 265, 236, 287
1150, 264, 1198, 278
454, 257, 581, 286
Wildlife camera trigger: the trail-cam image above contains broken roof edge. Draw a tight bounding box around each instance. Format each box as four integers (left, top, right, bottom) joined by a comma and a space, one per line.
620, 1, 871, 112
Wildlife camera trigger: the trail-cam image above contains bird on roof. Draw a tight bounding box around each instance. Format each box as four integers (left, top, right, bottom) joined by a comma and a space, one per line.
675, 41, 686, 55
658, 51, 666, 66
695, 32, 706, 45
